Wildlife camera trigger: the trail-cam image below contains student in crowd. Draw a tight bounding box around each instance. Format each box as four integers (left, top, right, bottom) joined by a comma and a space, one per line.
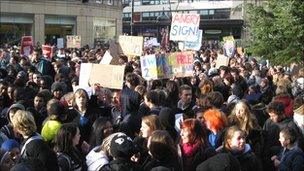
176, 85, 195, 118
203, 108, 228, 150
134, 115, 164, 165
0, 103, 24, 143
66, 88, 107, 143
41, 99, 66, 145
101, 133, 140, 171
142, 130, 181, 170
86, 133, 120, 171
228, 100, 263, 156
10, 110, 59, 171
89, 117, 113, 148
178, 118, 215, 171
271, 128, 304, 171
0, 139, 20, 169
263, 101, 300, 170
55, 123, 87, 171
220, 126, 263, 171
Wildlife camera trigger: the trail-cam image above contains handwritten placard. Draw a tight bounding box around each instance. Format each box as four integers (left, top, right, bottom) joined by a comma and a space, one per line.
119, 35, 143, 56
184, 29, 203, 51
167, 51, 194, 77
140, 54, 170, 80
66, 35, 81, 49
170, 13, 200, 41
89, 64, 125, 90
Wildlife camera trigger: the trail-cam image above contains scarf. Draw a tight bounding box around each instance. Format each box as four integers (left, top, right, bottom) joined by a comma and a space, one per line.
182, 142, 200, 157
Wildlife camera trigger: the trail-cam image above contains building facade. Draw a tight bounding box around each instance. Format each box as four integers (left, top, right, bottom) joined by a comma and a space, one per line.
0, 0, 123, 46
122, 0, 245, 40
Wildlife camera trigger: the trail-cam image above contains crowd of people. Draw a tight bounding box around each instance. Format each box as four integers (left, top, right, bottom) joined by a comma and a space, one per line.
0, 41, 303, 171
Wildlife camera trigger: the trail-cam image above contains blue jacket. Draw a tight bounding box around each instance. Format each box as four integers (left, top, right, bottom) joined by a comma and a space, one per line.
279, 146, 304, 171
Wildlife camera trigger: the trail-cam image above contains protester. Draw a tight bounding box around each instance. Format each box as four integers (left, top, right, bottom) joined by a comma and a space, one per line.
220, 126, 263, 171
179, 118, 215, 171
10, 110, 59, 171
55, 123, 87, 171
1, 33, 303, 171
271, 127, 304, 171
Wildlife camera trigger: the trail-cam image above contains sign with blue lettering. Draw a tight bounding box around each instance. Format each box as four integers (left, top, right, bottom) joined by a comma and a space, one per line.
140, 54, 170, 80
184, 30, 203, 51
170, 13, 200, 42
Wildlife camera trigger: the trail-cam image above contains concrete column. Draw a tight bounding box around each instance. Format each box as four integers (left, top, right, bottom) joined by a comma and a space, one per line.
77, 16, 94, 47
34, 14, 45, 45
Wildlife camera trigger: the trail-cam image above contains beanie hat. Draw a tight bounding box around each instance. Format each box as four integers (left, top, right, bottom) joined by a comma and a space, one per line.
51, 82, 63, 92
1, 139, 20, 152
41, 120, 62, 142
110, 133, 136, 159
227, 95, 240, 104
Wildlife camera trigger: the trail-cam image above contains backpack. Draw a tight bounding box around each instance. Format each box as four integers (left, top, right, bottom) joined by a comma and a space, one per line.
58, 152, 72, 171
21, 134, 43, 159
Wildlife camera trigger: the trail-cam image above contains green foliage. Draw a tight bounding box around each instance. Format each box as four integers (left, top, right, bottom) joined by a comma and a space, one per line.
245, 0, 304, 65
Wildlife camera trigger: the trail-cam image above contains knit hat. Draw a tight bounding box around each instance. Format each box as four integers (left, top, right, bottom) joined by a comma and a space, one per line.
110, 133, 137, 159
1, 139, 20, 152
51, 82, 63, 92
227, 95, 240, 104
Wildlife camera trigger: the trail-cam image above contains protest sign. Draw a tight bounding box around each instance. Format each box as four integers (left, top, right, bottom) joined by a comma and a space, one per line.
66, 35, 81, 48
119, 35, 143, 56
100, 50, 113, 64
216, 55, 230, 69
140, 54, 170, 80
184, 29, 203, 51
42, 45, 53, 60
223, 35, 235, 58
167, 51, 194, 77
144, 37, 159, 47
21, 36, 33, 56
89, 64, 125, 89
57, 38, 64, 49
79, 63, 93, 87
169, 13, 200, 41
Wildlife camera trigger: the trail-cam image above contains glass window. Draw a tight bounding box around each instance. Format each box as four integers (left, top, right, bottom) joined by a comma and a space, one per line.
142, 12, 150, 17
93, 18, 116, 42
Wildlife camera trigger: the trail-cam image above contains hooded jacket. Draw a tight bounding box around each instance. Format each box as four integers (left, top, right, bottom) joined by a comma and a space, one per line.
86, 146, 109, 171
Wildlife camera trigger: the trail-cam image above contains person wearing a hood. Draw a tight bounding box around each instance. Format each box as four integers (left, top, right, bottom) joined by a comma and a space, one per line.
0, 103, 24, 143
86, 133, 120, 171
273, 85, 294, 117
271, 128, 304, 171
219, 126, 262, 171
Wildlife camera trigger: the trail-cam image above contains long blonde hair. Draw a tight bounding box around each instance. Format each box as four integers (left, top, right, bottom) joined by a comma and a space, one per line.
228, 101, 259, 134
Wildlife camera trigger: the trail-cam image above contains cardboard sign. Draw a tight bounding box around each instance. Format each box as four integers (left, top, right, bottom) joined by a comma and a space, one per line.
184, 29, 203, 51
223, 36, 235, 58
140, 54, 170, 80
89, 64, 125, 90
100, 50, 113, 64
66, 35, 81, 48
170, 13, 200, 41
42, 45, 53, 59
167, 51, 194, 77
119, 35, 143, 56
57, 38, 64, 49
216, 55, 230, 68
21, 36, 33, 56
79, 63, 93, 87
